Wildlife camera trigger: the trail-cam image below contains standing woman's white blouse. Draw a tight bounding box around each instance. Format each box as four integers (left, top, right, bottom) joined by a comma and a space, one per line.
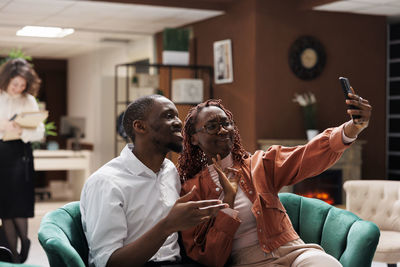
0, 91, 45, 143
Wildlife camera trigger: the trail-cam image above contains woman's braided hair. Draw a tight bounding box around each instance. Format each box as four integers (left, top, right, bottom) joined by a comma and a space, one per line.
177, 99, 247, 182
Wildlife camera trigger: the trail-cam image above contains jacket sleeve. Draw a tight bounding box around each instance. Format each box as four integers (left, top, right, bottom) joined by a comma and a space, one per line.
180, 182, 241, 267
260, 124, 351, 191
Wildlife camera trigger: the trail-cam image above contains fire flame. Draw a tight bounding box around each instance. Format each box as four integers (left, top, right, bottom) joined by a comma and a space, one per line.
300, 192, 334, 205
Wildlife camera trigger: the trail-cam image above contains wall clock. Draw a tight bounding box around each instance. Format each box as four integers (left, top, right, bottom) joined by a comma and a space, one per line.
288, 36, 326, 80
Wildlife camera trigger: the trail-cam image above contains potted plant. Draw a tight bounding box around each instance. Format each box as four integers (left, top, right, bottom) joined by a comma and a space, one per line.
293, 92, 319, 140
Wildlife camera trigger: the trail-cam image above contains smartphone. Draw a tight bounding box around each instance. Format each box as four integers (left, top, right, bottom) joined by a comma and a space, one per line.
339, 77, 361, 119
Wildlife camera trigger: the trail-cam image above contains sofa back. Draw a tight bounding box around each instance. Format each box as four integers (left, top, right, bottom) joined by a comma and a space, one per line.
344, 180, 400, 232
279, 192, 379, 267
38, 201, 88, 267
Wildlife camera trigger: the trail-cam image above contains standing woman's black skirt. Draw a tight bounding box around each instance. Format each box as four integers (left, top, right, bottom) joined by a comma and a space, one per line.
0, 140, 34, 219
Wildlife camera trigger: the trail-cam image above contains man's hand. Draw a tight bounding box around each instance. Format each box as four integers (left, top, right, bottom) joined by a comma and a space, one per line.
212, 154, 240, 209
344, 91, 372, 138
107, 186, 227, 267
163, 186, 228, 235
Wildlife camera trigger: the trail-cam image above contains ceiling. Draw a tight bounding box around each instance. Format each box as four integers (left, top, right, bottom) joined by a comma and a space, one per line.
0, 0, 399, 59
313, 0, 400, 18
0, 0, 223, 59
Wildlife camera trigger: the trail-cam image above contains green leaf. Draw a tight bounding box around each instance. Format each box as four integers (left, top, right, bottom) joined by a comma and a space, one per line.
43, 120, 58, 137
46, 131, 57, 136
0, 48, 33, 66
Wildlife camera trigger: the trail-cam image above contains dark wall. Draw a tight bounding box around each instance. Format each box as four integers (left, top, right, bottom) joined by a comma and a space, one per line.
33, 59, 67, 147
187, 0, 386, 179
188, 0, 258, 151
253, 2, 386, 179
32, 59, 68, 185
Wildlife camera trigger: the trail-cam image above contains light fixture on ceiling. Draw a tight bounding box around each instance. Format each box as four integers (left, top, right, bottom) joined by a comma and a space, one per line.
16, 26, 74, 38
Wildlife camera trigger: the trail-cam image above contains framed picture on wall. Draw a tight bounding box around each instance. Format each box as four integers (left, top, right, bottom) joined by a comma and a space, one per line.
213, 39, 233, 84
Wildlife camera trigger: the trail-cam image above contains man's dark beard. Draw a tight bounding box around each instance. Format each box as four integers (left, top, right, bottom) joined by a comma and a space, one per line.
167, 142, 183, 153
151, 137, 183, 154
150, 124, 182, 153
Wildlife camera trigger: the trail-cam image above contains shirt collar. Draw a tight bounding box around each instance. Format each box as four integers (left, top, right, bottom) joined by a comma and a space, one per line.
121, 144, 167, 178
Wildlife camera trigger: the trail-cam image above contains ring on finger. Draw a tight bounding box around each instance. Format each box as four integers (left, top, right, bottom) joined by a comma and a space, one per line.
358, 97, 363, 104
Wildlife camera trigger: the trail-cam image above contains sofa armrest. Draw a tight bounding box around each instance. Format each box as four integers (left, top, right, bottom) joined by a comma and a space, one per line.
339, 220, 380, 267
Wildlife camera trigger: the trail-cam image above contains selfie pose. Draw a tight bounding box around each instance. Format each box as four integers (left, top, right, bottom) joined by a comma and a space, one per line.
177, 90, 371, 267
80, 95, 226, 267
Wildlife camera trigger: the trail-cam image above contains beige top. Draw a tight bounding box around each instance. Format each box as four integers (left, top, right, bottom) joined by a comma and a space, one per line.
0, 91, 45, 142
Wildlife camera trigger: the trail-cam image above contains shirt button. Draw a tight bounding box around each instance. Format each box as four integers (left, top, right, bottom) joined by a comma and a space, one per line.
259, 228, 262, 232
256, 211, 261, 215
240, 179, 244, 184
263, 244, 266, 248
216, 187, 221, 192
249, 190, 253, 195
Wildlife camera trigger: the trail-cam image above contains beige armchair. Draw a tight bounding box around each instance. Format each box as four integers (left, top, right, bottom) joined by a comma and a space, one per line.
344, 180, 400, 267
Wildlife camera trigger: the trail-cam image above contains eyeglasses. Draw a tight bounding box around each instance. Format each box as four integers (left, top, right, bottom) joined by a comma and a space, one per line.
195, 120, 234, 135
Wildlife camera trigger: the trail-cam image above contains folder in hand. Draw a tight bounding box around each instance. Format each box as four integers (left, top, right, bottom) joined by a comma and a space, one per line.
13, 111, 49, 128
2, 111, 48, 141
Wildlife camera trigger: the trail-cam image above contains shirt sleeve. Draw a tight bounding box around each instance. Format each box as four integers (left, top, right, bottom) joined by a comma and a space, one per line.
20, 95, 45, 143
221, 208, 239, 219
180, 182, 241, 267
342, 128, 357, 144
80, 175, 128, 267
260, 124, 351, 191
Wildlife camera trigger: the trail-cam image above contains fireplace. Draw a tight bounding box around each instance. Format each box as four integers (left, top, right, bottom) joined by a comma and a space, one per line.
293, 170, 342, 205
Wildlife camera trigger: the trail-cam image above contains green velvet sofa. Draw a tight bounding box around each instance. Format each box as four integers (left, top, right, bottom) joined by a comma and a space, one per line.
38, 193, 380, 267
38, 201, 88, 267
279, 192, 380, 267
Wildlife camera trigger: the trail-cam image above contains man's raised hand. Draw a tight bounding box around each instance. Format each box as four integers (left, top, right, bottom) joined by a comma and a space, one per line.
163, 186, 228, 234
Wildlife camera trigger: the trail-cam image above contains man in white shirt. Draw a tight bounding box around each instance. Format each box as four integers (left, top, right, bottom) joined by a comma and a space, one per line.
80, 95, 226, 267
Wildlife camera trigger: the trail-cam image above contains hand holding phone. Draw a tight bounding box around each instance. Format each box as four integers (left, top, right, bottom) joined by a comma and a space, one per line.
339, 77, 361, 119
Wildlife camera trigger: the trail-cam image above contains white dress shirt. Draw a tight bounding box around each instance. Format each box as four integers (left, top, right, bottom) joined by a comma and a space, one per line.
80, 144, 181, 267
0, 91, 45, 142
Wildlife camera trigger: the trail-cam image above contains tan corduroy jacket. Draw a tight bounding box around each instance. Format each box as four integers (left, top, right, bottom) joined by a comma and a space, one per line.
181, 124, 351, 267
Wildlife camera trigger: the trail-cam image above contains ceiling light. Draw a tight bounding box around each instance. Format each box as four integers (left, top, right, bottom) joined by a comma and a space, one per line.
16, 26, 74, 38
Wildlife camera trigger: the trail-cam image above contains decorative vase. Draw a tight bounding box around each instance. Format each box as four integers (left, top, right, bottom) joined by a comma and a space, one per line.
306, 129, 319, 141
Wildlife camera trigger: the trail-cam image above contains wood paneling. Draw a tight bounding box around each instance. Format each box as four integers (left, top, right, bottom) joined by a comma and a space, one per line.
253, 1, 386, 180
158, 0, 386, 179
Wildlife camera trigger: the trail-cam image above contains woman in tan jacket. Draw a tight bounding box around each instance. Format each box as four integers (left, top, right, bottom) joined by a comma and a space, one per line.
177, 93, 371, 267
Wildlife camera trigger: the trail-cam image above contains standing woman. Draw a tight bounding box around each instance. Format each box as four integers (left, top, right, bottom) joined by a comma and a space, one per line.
0, 58, 43, 263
